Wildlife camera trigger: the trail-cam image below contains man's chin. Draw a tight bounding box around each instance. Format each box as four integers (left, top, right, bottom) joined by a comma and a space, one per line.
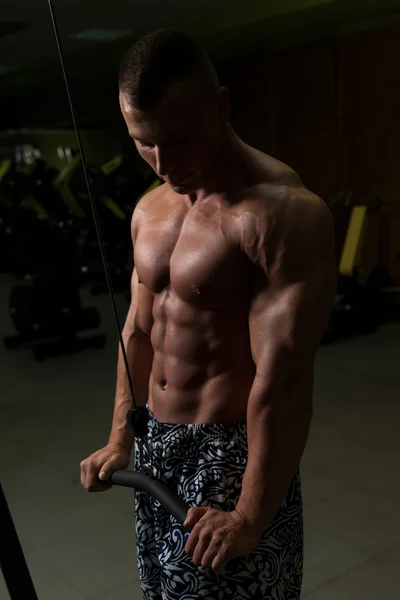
170, 179, 193, 193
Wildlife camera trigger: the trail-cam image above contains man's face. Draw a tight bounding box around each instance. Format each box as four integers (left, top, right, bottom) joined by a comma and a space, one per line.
119, 79, 229, 193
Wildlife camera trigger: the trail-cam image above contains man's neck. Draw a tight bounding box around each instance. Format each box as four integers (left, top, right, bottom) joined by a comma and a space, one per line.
188, 128, 246, 204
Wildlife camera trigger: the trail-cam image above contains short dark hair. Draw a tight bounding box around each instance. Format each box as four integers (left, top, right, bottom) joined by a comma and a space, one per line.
118, 28, 220, 110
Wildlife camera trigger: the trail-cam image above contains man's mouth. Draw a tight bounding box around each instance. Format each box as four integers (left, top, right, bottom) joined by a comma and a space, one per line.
169, 175, 189, 186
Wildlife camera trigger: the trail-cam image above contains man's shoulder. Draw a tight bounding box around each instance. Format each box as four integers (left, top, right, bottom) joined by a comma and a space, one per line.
239, 148, 328, 218
236, 176, 333, 263
130, 182, 169, 239
238, 177, 330, 227
135, 182, 169, 215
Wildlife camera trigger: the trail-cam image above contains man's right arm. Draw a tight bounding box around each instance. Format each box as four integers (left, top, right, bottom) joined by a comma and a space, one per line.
108, 266, 154, 452
107, 188, 155, 451
80, 198, 155, 490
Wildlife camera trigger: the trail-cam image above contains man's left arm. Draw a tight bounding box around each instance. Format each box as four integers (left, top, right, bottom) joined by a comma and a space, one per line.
184, 189, 337, 571
235, 191, 337, 532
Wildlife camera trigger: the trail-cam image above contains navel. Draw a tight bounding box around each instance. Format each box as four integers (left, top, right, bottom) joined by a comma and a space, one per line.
159, 378, 168, 391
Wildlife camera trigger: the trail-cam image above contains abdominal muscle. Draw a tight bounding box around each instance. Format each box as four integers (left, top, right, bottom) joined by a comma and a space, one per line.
147, 289, 256, 424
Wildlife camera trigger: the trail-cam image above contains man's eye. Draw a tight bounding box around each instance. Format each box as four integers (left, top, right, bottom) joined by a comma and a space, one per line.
138, 141, 154, 150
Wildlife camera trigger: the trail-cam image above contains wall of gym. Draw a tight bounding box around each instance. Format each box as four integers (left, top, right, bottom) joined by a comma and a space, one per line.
225, 22, 400, 285
2, 20, 400, 286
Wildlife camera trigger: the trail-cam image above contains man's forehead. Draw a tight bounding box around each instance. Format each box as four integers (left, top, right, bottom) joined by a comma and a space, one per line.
121, 91, 199, 141
120, 79, 202, 118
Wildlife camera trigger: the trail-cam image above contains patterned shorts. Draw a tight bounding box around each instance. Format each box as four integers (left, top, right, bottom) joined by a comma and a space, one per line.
134, 405, 303, 600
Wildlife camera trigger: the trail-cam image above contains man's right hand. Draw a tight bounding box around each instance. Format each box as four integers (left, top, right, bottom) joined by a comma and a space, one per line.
80, 443, 130, 492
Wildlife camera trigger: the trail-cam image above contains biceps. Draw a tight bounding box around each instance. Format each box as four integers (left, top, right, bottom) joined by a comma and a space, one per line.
125, 268, 154, 335
249, 304, 296, 385
249, 278, 334, 372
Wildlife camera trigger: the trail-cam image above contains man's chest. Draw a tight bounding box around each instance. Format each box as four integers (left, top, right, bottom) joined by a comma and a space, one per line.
133, 206, 251, 306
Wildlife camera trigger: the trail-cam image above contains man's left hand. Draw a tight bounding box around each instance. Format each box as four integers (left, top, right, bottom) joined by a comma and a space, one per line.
183, 506, 262, 572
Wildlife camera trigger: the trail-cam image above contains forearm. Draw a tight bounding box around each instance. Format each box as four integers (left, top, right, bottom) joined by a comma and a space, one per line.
108, 327, 154, 452
236, 375, 312, 531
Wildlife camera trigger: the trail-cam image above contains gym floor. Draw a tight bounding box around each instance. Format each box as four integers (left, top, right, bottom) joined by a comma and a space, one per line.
1, 272, 399, 600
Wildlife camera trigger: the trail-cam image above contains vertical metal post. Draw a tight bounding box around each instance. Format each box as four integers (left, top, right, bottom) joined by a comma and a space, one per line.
0, 482, 38, 599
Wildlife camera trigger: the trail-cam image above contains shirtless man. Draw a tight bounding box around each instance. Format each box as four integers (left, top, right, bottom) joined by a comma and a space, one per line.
80, 29, 336, 599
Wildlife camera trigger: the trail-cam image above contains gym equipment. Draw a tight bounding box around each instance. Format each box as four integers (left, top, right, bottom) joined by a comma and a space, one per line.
1, 176, 106, 359
324, 194, 391, 343
108, 467, 189, 524
2, 222, 106, 360
52, 152, 86, 218
1, 483, 39, 600
47, 0, 190, 531
0, 160, 14, 272
2, 7, 190, 598
0, 159, 32, 205
0, 157, 70, 279
0, 159, 41, 276
1, 153, 107, 361
27, 158, 73, 222
1, 462, 189, 600
47, 0, 189, 507
69, 156, 133, 294
62, 151, 160, 295
3, 284, 106, 361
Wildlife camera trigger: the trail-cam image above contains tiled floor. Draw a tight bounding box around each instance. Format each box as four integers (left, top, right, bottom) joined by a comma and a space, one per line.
1, 273, 399, 599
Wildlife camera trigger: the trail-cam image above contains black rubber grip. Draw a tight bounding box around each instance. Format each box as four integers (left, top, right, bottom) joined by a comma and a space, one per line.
108, 470, 190, 525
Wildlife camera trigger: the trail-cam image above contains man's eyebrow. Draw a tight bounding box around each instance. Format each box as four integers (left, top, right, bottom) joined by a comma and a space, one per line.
129, 126, 188, 144
129, 133, 148, 143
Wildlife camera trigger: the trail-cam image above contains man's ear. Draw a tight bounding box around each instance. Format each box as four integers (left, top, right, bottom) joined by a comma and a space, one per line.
217, 87, 230, 122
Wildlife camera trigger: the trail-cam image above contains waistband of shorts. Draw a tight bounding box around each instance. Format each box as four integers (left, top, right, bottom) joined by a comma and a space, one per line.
145, 403, 247, 437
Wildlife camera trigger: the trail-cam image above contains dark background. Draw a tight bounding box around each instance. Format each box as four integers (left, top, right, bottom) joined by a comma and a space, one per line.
1, 2, 400, 599
2, 0, 400, 283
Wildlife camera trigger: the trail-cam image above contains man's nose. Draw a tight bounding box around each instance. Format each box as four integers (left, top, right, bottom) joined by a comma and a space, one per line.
155, 146, 176, 178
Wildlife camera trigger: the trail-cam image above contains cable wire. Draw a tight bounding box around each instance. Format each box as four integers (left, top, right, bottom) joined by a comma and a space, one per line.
47, 0, 137, 409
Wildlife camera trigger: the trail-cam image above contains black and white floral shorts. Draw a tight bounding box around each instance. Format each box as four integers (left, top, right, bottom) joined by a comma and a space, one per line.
133, 405, 303, 600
